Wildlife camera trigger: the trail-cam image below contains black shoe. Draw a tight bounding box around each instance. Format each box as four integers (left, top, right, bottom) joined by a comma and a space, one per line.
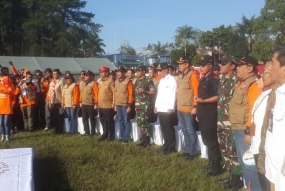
226, 174, 243, 190
202, 161, 212, 171
98, 136, 107, 141
185, 155, 196, 161
218, 174, 232, 184
137, 140, 145, 146
122, 140, 129, 144
82, 133, 90, 136
118, 139, 124, 143
143, 136, 151, 147
177, 153, 190, 158
108, 138, 114, 142
207, 162, 224, 176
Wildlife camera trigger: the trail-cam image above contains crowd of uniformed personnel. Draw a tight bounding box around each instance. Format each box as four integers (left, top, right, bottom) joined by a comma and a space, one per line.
1, 48, 285, 190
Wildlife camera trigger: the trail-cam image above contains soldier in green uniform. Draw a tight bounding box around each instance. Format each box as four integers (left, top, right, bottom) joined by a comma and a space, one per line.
134, 65, 155, 147
217, 57, 243, 190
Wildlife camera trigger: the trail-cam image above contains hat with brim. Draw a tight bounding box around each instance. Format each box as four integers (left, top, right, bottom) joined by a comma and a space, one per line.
84, 70, 94, 76
136, 65, 147, 71
212, 64, 220, 71
220, 56, 239, 66
237, 56, 258, 66
199, 55, 214, 66
176, 56, 190, 65
117, 67, 127, 73
65, 74, 73, 79
156, 63, 169, 71
99, 66, 110, 72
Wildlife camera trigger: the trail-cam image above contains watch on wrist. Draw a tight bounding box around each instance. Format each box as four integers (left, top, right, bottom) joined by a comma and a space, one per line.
244, 126, 250, 135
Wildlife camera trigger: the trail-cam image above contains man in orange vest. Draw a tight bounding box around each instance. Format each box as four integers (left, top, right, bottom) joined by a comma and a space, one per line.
80, 70, 98, 136
176, 57, 199, 161
229, 56, 262, 190
98, 66, 116, 141
114, 67, 133, 144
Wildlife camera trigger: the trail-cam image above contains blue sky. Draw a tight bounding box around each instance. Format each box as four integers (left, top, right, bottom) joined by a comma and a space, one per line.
83, 0, 265, 54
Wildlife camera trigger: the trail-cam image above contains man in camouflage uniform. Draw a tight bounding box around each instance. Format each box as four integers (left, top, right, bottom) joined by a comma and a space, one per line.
148, 67, 160, 123
217, 57, 243, 190
135, 65, 155, 147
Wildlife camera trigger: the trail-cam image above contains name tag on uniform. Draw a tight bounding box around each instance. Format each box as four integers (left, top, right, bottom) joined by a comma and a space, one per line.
281, 157, 285, 177
135, 102, 140, 106
22, 90, 26, 95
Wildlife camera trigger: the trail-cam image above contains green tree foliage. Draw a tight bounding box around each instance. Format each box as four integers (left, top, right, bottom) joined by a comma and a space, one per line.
174, 25, 199, 56
170, 44, 197, 65
251, 0, 285, 60
199, 25, 249, 58
235, 15, 255, 52
0, 0, 105, 57
119, 44, 136, 55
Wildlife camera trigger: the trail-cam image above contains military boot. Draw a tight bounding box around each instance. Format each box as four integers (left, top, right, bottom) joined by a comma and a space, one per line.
202, 160, 212, 171
137, 136, 145, 147
143, 136, 151, 147
227, 174, 243, 190
208, 160, 223, 176
218, 173, 232, 184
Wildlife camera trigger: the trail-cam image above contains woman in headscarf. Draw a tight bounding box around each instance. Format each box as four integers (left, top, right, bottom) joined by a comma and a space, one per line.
46, 69, 64, 134
0, 76, 15, 141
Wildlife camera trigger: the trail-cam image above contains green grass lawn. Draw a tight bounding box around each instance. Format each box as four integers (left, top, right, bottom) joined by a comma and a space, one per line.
0, 130, 231, 191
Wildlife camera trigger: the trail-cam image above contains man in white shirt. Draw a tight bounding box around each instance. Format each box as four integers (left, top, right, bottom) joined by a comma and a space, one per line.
154, 63, 177, 154
249, 62, 278, 191
265, 48, 285, 190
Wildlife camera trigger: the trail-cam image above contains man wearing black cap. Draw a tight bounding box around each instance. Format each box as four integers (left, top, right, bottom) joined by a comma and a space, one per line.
79, 70, 99, 136
217, 56, 243, 189
114, 67, 133, 144
212, 64, 220, 76
229, 56, 262, 190
154, 63, 177, 154
176, 57, 199, 161
195, 55, 222, 175
135, 65, 155, 147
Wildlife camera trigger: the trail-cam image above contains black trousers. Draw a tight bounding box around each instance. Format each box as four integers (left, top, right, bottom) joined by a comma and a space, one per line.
99, 108, 115, 139
198, 109, 221, 162
158, 112, 176, 152
50, 103, 64, 134
34, 93, 46, 128
11, 104, 24, 131
254, 154, 271, 191
82, 105, 97, 135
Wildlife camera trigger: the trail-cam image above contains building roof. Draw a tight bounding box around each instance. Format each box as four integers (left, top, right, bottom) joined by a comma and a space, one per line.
0, 57, 117, 74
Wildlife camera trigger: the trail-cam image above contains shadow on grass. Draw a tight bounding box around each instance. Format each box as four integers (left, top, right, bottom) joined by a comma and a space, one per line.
34, 157, 72, 191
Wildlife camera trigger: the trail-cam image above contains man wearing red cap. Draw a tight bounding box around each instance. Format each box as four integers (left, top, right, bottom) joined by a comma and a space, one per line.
98, 66, 116, 141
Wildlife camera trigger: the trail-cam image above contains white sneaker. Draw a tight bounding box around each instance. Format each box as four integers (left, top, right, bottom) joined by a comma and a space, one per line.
5, 135, 9, 141
1, 135, 4, 142
44, 127, 49, 131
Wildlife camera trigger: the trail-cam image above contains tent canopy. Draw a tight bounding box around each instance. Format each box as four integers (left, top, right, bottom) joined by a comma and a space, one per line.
0, 57, 117, 74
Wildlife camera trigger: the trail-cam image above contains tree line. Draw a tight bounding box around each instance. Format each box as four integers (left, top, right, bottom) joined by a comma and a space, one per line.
0, 0, 105, 57
133, 0, 285, 66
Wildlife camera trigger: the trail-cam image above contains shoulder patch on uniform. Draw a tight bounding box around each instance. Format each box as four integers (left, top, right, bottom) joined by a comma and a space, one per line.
241, 82, 247, 88
214, 76, 220, 80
